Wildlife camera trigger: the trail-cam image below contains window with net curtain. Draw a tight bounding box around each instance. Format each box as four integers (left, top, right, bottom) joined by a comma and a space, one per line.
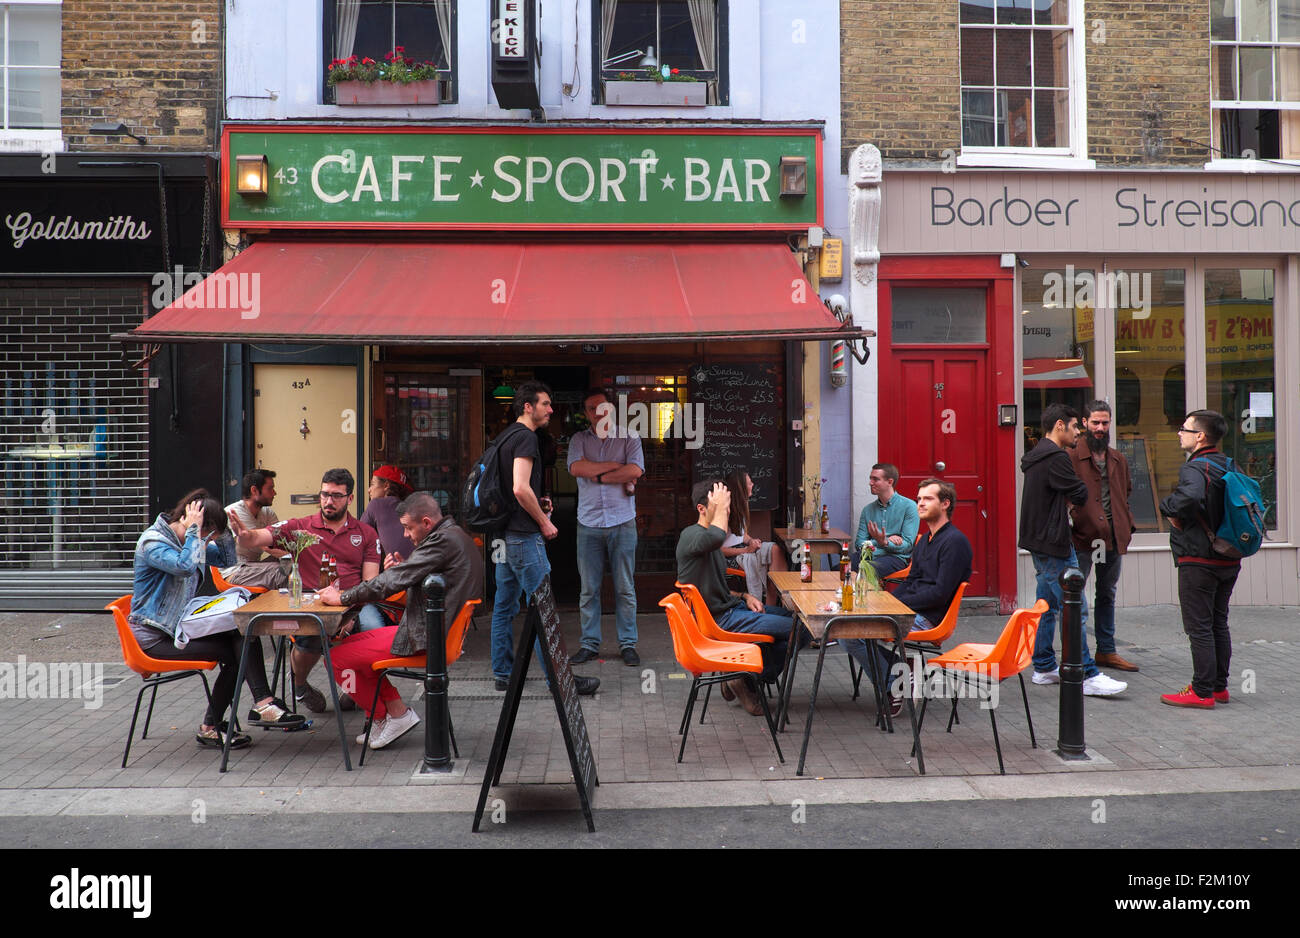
1211, 0, 1300, 159
333, 1, 454, 78
2, 1, 61, 130
599, 1, 723, 103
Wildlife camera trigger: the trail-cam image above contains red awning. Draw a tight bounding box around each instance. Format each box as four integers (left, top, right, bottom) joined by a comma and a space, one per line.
1022, 358, 1093, 389
125, 241, 868, 345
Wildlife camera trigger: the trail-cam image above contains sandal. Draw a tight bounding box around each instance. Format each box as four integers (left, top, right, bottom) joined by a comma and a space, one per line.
247, 698, 308, 728
196, 724, 252, 750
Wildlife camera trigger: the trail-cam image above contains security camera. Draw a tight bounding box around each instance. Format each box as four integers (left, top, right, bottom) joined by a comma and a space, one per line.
827, 294, 848, 317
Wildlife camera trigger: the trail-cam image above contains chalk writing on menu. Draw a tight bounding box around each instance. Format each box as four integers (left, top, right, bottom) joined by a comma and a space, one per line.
689, 363, 783, 511
533, 578, 596, 800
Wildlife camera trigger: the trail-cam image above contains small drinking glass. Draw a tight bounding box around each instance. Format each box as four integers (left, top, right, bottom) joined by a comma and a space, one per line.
786, 507, 796, 531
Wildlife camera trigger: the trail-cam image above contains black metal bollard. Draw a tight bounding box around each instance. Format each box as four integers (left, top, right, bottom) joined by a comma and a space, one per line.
420, 573, 452, 773
1056, 567, 1088, 760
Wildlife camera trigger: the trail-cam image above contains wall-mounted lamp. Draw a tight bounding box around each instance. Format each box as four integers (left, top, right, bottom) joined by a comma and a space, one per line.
89, 121, 146, 145
236, 154, 269, 195
779, 156, 807, 197
999, 403, 1019, 427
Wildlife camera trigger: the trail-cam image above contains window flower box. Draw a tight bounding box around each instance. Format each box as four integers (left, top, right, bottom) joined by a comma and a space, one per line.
333, 79, 441, 106
604, 80, 707, 107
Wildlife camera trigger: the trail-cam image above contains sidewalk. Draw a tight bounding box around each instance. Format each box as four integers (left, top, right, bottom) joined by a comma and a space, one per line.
0, 602, 1297, 819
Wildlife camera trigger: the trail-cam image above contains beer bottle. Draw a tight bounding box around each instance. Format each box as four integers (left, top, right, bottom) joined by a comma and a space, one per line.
328, 554, 338, 586
799, 544, 812, 583
318, 551, 330, 589
819, 504, 830, 534
840, 542, 853, 611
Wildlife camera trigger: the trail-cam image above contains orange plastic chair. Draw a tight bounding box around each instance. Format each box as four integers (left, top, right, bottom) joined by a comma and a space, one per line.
659, 593, 783, 764
847, 581, 969, 704
107, 595, 219, 768
675, 582, 775, 646
919, 599, 1048, 774
358, 598, 481, 763
210, 565, 268, 594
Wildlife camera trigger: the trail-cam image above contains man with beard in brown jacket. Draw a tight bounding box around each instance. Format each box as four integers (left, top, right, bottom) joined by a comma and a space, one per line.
1069, 400, 1140, 672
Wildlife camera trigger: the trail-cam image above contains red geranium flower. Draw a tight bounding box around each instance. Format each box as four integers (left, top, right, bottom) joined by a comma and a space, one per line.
671, 68, 679, 74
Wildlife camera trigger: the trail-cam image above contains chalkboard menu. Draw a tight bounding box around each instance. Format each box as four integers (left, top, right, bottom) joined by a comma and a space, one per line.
473, 576, 596, 833
689, 362, 783, 510
1117, 437, 1161, 532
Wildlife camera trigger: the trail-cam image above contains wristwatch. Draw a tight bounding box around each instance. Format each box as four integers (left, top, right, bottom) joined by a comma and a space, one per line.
596, 472, 606, 483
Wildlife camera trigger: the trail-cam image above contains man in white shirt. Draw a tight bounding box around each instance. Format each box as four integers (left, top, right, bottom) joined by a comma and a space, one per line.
220, 469, 288, 590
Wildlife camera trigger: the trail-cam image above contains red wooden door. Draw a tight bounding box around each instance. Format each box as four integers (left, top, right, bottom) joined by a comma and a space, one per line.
881, 284, 992, 596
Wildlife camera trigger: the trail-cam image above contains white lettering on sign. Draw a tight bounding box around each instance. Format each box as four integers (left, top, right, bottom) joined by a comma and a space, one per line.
497, 0, 525, 59
390, 155, 425, 201
431, 155, 462, 202
5, 211, 152, 249
555, 157, 595, 203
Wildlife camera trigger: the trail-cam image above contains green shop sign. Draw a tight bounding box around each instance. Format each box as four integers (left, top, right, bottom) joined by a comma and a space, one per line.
222, 126, 821, 230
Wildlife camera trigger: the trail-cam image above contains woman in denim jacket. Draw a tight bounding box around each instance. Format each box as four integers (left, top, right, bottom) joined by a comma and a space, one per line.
129, 489, 303, 750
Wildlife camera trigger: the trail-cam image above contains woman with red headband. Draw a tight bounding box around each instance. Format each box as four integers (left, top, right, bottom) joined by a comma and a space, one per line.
362, 465, 416, 566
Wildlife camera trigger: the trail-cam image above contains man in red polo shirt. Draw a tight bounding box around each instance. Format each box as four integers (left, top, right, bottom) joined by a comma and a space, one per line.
229, 468, 380, 712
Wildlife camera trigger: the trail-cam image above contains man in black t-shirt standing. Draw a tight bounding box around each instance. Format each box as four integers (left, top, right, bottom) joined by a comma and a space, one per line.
488, 381, 598, 696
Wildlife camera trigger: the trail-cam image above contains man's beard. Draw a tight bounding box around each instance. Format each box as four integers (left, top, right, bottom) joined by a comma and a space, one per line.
321, 503, 347, 521
1086, 431, 1108, 454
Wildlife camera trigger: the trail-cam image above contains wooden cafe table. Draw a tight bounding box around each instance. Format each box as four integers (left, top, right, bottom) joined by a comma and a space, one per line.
772, 526, 854, 570
778, 587, 927, 776
223, 589, 353, 773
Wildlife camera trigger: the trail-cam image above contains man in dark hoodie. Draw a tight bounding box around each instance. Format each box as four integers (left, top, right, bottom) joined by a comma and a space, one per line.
1158, 410, 1238, 709
1020, 403, 1127, 697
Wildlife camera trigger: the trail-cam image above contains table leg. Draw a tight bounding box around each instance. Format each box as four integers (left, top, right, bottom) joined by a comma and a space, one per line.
220, 630, 253, 774
318, 627, 353, 771
777, 634, 804, 732
796, 635, 833, 776
895, 622, 925, 776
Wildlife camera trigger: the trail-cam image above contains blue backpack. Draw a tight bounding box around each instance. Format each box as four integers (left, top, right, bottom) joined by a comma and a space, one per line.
1192, 456, 1266, 559
461, 423, 529, 533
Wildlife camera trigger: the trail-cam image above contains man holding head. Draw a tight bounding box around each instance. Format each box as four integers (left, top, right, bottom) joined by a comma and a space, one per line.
675, 479, 802, 716
228, 467, 382, 712
853, 462, 920, 577
318, 491, 484, 749
1158, 410, 1239, 709
488, 381, 599, 696
1020, 403, 1127, 696
845, 478, 971, 714
220, 468, 289, 590
1069, 400, 1139, 672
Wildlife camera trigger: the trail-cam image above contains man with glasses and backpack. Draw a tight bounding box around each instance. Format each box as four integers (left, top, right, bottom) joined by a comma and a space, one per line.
1159, 410, 1265, 709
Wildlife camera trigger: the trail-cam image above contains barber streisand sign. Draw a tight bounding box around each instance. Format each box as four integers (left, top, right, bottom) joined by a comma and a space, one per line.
222, 126, 821, 230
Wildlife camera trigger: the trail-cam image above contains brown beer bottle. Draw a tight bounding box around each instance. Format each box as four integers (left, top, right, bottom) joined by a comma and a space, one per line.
318, 551, 330, 588
328, 554, 338, 586
799, 544, 812, 583
819, 504, 830, 534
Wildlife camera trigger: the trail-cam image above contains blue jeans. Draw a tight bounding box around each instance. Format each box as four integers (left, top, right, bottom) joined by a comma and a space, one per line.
576, 520, 638, 652
1075, 547, 1122, 656
1031, 548, 1098, 678
845, 614, 932, 693
490, 533, 551, 681
716, 603, 802, 681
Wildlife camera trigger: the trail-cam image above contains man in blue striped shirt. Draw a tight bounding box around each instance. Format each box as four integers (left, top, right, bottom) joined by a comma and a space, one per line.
853, 463, 919, 576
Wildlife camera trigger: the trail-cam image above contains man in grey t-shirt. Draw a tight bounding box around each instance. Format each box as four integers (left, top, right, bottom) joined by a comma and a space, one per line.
567, 388, 645, 667
220, 468, 288, 590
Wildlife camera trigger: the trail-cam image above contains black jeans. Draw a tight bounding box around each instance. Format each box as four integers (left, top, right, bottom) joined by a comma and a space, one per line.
1176, 563, 1239, 698
145, 632, 272, 727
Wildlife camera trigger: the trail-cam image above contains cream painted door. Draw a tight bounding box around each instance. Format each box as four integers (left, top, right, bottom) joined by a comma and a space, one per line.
253, 364, 359, 520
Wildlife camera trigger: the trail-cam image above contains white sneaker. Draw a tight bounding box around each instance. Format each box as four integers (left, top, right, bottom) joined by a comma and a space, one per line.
369, 708, 420, 749
356, 718, 384, 746
1083, 673, 1127, 696
1031, 669, 1060, 685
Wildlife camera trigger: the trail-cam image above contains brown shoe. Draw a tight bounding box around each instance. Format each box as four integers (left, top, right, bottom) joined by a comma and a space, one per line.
719, 679, 736, 702
1095, 652, 1139, 672
729, 677, 764, 716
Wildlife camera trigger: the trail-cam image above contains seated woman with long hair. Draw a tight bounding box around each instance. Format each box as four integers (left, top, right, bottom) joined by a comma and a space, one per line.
721, 470, 786, 605
129, 488, 304, 750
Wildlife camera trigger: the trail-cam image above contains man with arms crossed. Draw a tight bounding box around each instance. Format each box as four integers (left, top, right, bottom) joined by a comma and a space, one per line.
567, 387, 644, 667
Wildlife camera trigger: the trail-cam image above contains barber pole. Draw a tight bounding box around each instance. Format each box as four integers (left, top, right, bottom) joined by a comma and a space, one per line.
830, 340, 847, 388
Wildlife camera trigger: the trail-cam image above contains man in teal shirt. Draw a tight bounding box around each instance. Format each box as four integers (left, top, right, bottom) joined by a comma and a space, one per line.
853, 463, 919, 577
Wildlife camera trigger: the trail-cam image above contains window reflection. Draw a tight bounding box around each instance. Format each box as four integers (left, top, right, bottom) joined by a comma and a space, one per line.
1020, 267, 1095, 450
1206, 268, 1277, 529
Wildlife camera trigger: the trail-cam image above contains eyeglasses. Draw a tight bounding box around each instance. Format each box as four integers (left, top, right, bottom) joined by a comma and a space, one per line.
1177, 426, 1200, 434
319, 491, 349, 501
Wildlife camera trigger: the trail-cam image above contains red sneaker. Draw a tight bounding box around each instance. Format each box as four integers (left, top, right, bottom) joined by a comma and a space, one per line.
1160, 685, 1215, 709
1213, 689, 1230, 704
